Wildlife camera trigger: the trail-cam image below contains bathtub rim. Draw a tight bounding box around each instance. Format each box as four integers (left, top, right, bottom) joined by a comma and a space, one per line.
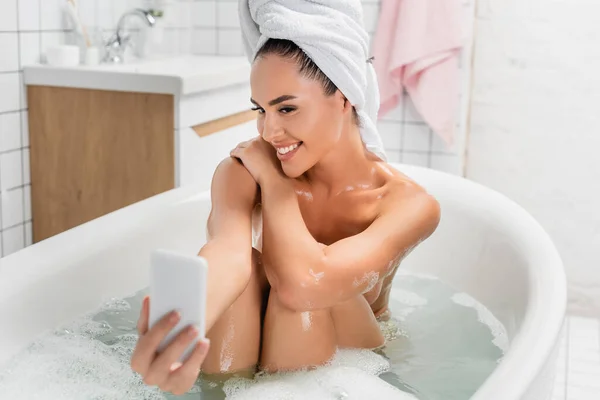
0, 163, 567, 400
396, 166, 566, 400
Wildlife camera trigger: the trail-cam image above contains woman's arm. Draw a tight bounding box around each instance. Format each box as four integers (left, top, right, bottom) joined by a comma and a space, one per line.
260, 175, 440, 312
129, 157, 257, 395
199, 157, 258, 331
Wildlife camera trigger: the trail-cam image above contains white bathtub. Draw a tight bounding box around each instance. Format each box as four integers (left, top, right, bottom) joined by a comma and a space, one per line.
0, 164, 566, 400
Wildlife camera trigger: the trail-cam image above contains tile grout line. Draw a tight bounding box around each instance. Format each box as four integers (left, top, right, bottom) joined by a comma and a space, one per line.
1, 183, 30, 193
0, 109, 27, 116
0, 219, 33, 234
0, 147, 30, 156
16, 0, 27, 250
0, 0, 20, 257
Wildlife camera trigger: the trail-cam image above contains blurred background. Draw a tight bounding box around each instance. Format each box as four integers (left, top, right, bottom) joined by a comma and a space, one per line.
0, 0, 598, 362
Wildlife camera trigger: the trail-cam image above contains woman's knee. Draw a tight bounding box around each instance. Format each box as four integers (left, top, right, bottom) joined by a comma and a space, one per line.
260, 290, 337, 372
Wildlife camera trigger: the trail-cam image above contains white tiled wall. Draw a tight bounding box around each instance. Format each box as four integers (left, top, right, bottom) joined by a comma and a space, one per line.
191, 0, 475, 175
0, 0, 35, 257
0, 0, 192, 257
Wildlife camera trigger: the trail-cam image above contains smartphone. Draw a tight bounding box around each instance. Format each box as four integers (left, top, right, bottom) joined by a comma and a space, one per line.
148, 249, 208, 363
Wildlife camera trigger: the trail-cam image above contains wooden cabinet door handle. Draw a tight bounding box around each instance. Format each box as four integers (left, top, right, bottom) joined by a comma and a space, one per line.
192, 110, 257, 138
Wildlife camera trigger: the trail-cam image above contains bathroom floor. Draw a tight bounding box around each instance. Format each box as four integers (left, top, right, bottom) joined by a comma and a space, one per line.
553, 316, 600, 400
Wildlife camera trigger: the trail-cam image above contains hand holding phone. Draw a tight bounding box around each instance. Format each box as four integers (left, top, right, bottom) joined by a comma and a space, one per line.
148, 249, 208, 362
130, 249, 210, 395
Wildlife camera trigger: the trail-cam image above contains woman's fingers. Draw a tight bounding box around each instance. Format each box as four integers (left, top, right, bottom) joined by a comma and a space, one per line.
231, 139, 253, 155
131, 310, 181, 376
137, 296, 150, 335
143, 325, 199, 386
164, 340, 211, 396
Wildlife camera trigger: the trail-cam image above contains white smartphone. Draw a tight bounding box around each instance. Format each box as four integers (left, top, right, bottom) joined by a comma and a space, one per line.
148, 249, 208, 363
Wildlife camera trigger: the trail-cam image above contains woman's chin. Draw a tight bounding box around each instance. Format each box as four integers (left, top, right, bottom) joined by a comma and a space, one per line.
282, 163, 306, 179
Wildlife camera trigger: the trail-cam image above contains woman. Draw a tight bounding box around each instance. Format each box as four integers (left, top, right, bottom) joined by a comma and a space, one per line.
129, 37, 440, 396
132, 0, 444, 392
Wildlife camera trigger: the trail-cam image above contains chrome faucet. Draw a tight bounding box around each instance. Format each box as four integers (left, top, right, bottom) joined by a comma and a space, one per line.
103, 9, 162, 64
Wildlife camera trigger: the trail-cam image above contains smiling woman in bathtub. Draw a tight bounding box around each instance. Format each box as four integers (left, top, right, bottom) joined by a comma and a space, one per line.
130, 1, 440, 396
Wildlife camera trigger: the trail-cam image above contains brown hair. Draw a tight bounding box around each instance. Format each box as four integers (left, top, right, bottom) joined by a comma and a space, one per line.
255, 38, 360, 126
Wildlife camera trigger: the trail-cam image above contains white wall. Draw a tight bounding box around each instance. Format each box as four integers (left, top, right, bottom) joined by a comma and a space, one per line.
467, 0, 600, 316
0, 0, 192, 257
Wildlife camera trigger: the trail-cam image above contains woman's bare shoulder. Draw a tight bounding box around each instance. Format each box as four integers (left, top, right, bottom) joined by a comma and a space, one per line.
374, 161, 429, 193
375, 162, 441, 230
211, 157, 260, 207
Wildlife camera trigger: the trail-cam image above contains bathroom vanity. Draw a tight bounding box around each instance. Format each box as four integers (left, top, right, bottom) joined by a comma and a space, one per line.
23, 56, 256, 242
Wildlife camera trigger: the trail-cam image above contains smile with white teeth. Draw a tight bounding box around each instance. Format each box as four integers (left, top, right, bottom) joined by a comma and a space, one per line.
277, 143, 301, 155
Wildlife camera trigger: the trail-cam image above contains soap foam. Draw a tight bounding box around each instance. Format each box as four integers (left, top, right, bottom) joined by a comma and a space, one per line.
99, 297, 132, 312
451, 293, 509, 352
0, 296, 199, 400
353, 271, 379, 293
396, 270, 440, 281
56, 319, 113, 338
391, 289, 428, 307
0, 332, 164, 400
223, 349, 416, 400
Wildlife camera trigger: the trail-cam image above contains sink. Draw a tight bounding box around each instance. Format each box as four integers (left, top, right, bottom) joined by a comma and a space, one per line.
23, 55, 251, 96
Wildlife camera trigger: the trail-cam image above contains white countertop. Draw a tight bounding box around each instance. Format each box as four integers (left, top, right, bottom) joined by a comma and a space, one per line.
23, 55, 251, 96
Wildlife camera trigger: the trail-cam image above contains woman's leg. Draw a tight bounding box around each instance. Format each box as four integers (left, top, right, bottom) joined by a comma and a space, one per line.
330, 295, 385, 349
259, 293, 384, 372
259, 289, 338, 372
201, 249, 269, 374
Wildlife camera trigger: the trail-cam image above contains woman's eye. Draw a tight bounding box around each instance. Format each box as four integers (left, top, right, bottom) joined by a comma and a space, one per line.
251, 107, 265, 114
280, 107, 295, 114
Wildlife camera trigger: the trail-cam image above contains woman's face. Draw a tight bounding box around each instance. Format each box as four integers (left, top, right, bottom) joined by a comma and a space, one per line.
250, 54, 352, 178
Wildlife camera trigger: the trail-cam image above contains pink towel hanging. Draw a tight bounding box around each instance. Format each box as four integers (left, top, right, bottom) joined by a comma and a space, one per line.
373, 0, 464, 145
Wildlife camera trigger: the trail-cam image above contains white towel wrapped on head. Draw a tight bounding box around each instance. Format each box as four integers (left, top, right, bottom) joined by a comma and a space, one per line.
238, 0, 387, 161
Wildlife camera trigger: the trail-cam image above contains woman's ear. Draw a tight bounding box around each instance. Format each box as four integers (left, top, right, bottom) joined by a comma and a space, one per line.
337, 90, 353, 114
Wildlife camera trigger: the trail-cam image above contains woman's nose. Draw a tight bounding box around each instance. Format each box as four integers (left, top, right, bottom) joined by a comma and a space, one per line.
261, 114, 283, 142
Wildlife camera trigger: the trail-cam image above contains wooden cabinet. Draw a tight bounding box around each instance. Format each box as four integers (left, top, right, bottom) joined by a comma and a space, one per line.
28, 86, 175, 243
27, 84, 256, 243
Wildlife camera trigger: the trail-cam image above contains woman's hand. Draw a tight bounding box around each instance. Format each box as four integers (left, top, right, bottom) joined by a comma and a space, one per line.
130, 296, 210, 396
230, 137, 283, 185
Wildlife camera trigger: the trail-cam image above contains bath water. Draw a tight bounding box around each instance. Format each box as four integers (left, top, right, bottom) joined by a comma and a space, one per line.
0, 273, 507, 399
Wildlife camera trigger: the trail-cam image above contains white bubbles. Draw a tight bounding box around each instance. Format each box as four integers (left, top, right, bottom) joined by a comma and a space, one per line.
0, 332, 163, 400
56, 319, 112, 338
391, 289, 428, 307
396, 270, 440, 281
100, 297, 132, 312
223, 349, 416, 400
353, 271, 379, 293
0, 293, 201, 400
378, 317, 405, 342
0, 277, 508, 400
451, 293, 509, 352
327, 348, 391, 376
